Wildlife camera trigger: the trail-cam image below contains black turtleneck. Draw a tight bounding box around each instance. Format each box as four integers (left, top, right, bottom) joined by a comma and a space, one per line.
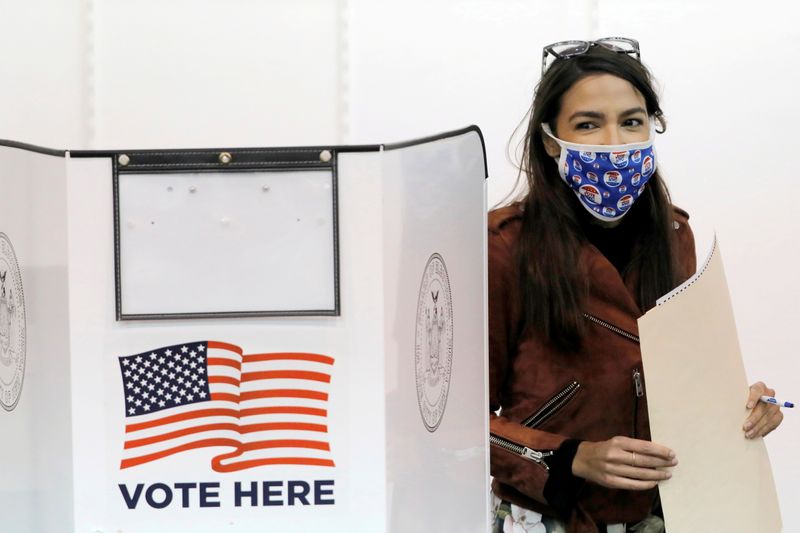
578, 207, 638, 275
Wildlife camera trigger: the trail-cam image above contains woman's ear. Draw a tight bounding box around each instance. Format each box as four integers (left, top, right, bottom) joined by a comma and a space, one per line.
542, 133, 561, 159
654, 112, 667, 134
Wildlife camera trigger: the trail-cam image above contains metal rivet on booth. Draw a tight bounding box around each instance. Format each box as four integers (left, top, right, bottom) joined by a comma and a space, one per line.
118, 154, 130, 166
319, 150, 332, 163
219, 152, 232, 164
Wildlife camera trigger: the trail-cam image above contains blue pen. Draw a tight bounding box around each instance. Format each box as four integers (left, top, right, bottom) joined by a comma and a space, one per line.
760, 396, 794, 408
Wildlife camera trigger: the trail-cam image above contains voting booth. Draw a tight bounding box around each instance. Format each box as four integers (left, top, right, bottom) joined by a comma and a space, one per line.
0, 128, 489, 533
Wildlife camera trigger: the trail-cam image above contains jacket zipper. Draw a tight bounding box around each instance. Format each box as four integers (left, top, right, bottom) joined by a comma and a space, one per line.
633, 368, 644, 438
583, 313, 640, 344
489, 434, 553, 471
520, 381, 581, 428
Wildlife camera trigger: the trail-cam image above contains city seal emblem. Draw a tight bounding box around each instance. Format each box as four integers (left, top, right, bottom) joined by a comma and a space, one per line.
414, 253, 453, 432
0, 232, 25, 412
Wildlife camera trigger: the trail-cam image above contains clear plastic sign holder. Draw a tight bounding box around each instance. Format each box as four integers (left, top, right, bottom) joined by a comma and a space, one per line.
112, 149, 339, 320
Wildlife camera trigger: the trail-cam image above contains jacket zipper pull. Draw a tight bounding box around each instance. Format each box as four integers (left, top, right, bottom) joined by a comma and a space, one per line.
633, 369, 644, 397
522, 447, 553, 470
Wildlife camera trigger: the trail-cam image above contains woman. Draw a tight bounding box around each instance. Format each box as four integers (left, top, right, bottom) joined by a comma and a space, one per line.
489, 38, 784, 533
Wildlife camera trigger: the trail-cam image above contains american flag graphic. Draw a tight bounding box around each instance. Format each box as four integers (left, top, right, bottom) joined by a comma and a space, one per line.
118, 341, 335, 471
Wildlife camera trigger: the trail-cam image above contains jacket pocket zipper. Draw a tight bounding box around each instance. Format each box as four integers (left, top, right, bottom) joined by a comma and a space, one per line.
632, 368, 644, 438
583, 313, 640, 344
489, 434, 553, 471
520, 380, 581, 429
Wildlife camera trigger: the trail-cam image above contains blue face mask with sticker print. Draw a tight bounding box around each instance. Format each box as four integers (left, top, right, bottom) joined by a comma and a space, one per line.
542, 124, 657, 222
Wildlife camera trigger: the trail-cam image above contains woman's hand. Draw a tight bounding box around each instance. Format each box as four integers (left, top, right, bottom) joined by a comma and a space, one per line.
571, 436, 677, 490
744, 382, 784, 439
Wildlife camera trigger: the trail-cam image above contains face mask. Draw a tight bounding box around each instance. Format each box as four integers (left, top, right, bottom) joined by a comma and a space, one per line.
542, 124, 657, 222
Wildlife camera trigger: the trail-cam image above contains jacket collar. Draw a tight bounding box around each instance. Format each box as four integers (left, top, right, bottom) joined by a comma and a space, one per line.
580, 242, 643, 336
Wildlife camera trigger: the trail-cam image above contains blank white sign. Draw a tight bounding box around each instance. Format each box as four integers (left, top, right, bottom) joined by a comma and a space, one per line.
117, 169, 336, 317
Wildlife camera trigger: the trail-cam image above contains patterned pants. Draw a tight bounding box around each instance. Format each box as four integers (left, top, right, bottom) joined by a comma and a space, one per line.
491, 496, 664, 533
491, 498, 568, 533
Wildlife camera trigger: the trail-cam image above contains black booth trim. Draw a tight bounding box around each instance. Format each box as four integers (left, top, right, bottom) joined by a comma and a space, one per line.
0, 139, 65, 157
69, 143, 382, 159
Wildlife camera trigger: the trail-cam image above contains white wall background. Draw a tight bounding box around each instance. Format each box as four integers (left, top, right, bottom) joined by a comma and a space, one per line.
1, 0, 798, 529
0, 0, 88, 148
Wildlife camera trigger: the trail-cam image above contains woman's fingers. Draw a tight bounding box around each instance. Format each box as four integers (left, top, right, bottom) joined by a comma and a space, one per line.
610, 436, 676, 463
609, 448, 676, 469
748, 408, 784, 439
744, 402, 770, 432
573, 437, 678, 490
601, 476, 659, 491
744, 402, 777, 437
746, 381, 768, 409
744, 382, 784, 438
607, 463, 672, 482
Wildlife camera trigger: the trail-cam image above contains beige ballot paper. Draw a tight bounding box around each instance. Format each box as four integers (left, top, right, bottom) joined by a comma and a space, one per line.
638, 237, 782, 532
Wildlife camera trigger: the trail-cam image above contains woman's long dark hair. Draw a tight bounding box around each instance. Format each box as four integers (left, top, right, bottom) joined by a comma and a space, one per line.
518, 45, 678, 352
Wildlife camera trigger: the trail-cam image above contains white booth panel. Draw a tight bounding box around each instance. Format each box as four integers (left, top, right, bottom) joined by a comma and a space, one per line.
382, 129, 489, 533
0, 145, 75, 533
335, 150, 390, 531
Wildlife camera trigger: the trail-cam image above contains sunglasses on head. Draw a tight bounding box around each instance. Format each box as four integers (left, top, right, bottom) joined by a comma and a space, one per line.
541, 37, 641, 75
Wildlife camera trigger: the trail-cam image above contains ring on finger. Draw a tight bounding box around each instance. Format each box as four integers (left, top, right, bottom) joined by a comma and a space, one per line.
631, 451, 637, 467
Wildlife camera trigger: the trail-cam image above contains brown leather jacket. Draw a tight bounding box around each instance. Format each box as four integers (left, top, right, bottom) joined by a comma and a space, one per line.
489, 204, 697, 533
